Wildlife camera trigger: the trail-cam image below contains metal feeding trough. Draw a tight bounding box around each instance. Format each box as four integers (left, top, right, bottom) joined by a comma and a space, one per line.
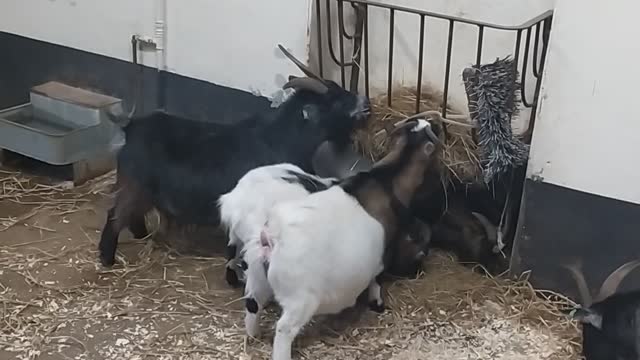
0, 81, 125, 184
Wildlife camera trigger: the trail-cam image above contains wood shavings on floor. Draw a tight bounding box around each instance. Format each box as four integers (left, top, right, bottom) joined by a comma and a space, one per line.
0, 169, 581, 359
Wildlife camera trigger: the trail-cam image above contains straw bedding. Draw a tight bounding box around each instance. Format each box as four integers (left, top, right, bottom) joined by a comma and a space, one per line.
0, 168, 582, 359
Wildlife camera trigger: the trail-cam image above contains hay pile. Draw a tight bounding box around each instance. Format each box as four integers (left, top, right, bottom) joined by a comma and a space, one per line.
354, 86, 483, 185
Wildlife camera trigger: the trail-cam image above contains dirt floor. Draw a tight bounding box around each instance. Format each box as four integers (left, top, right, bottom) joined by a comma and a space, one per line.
0, 167, 583, 360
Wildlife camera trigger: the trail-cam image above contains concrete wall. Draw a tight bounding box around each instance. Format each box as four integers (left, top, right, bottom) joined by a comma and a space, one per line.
527, 0, 640, 205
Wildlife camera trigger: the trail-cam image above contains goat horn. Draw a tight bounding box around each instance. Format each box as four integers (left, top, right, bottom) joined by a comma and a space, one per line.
595, 259, 640, 303
385, 119, 443, 146
387, 120, 420, 137
471, 212, 498, 244
283, 77, 329, 94
278, 44, 326, 83
404, 110, 443, 123
562, 260, 593, 307
398, 110, 473, 127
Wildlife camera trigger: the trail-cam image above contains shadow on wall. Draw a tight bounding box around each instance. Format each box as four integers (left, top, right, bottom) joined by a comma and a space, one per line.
0, 32, 271, 124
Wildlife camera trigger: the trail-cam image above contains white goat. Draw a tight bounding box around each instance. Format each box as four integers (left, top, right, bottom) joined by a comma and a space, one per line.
249, 119, 443, 360
217, 163, 339, 333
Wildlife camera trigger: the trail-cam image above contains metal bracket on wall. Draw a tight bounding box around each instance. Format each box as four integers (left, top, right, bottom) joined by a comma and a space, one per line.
133, 35, 158, 51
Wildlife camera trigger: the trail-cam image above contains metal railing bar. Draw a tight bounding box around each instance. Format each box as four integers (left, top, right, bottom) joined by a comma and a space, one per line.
442, 20, 455, 118
338, 0, 347, 87
338, 2, 356, 40
326, 0, 356, 67
520, 28, 532, 108
415, 14, 426, 113
512, 29, 522, 80
387, 8, 395, 107
524, 16, 552, 143
364, 4, 370, 97
315, 0, 324, 77
340, 0, 553, 31
348, 4, 365, 93
532, 23, 541, 78
475, 25, 484, 66
315, 0, 553, 123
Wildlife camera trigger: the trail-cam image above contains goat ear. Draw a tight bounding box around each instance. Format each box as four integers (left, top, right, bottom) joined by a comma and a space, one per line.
570, 308, 603, 329
288, 75, 299, 82
423, 142, 436, 156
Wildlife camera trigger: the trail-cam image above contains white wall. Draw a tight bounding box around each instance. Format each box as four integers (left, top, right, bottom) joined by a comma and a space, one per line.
166, 0, 313, 99
0, 0, 157, 67
527, 0, 640, 205
311, 0, 554, 132
0, 0, 313, 99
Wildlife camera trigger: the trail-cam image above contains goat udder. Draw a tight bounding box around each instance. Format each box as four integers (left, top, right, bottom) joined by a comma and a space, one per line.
260, 229, 273, 260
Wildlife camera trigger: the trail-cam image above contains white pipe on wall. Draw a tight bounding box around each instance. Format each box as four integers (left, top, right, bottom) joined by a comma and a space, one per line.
154, 0, 167, 71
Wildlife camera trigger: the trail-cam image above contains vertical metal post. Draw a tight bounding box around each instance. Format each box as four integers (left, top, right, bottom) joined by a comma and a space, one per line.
442, 20, 455, 117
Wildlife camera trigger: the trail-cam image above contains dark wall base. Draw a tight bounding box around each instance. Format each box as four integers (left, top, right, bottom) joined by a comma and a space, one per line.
512, 179, 640, 302
0, 31, 271, 123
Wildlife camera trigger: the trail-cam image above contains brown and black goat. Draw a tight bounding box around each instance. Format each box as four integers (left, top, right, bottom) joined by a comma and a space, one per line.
240, 117, 444, 359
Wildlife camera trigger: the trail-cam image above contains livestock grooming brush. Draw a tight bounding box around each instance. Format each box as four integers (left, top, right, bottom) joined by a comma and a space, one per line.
462, 57, 529, 184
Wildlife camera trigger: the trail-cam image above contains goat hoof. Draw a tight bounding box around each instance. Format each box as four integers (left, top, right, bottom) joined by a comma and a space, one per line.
99, 255, 115, 267
368, 301, 385, 313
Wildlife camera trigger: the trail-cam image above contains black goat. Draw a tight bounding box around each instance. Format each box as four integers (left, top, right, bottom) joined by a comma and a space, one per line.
564, 259, 640, 359
98, 44, 370, 267
427, 191, 508, 274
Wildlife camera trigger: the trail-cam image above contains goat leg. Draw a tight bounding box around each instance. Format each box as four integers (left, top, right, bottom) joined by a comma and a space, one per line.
225, 235, 246, 287
272, 296, 319, 360
244, 256, 273, 338
367, 273, 386, 313
98, 207, 120, 267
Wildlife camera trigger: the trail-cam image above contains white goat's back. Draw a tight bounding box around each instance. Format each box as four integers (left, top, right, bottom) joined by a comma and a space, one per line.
265, 185, 385, 315
218, 163, 335, 247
